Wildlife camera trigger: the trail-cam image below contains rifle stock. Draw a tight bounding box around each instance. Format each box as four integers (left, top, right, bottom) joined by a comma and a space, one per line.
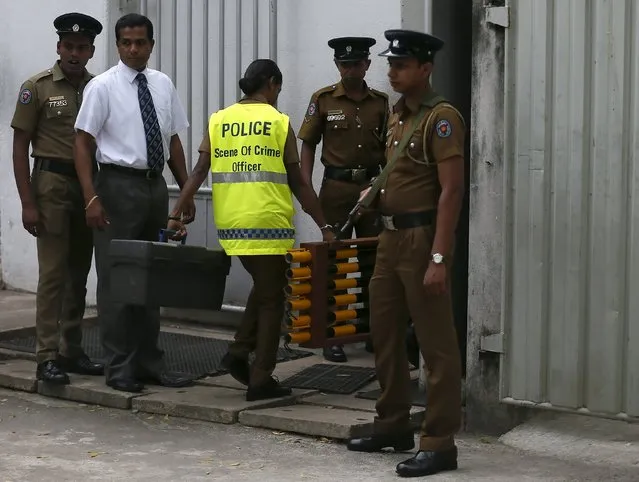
334, 178, 380, 240
335, 203, 361, 240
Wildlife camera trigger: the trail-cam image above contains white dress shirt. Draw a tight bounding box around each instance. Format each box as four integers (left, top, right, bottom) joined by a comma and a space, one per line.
74, 60, 189, 170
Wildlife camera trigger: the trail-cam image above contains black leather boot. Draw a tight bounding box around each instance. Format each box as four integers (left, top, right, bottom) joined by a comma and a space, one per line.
59, 354, 104, 376
246, 377, 292, 401
323, 345, 347, 362
396, 446, 458, 477
36, 360, 70, 385
347, 432, 415, 452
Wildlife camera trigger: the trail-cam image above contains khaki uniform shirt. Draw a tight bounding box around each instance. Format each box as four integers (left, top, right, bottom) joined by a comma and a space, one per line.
10, 61, 93, 163
198, 97, 299, 165
297, 81, 389, 169
380, 93, 465, 214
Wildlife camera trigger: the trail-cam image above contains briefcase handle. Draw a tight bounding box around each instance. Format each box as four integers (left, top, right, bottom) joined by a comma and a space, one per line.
159, 229, 187, 245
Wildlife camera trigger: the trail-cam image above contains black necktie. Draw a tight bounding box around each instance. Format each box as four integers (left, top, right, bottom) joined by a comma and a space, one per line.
136, 72, 164, 170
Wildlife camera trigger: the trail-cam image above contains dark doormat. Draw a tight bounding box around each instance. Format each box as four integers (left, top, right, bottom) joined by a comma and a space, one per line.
0, 325, 312, 380
282, 364, 377, 395
355, 378, 426, 407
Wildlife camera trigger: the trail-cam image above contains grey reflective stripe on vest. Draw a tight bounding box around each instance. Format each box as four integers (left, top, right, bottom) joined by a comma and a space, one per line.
217, 228, 295, 240
211, 171, 288, 184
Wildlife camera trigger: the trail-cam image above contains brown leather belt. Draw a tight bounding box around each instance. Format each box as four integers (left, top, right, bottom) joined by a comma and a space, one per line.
35, 158, 77, 178
380, 210, 436, 230
324, 165, 380, 184
99, 162, 162, 179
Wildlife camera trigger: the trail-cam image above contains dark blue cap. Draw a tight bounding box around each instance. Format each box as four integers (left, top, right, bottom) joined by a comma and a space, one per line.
328, 37, 376, 62
378, 29, 444, 61
54, 12, 103, 38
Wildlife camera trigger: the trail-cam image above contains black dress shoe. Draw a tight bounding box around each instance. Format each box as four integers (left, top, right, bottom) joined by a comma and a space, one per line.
323, 345, 347, 363
246, 377, 292, 401
221, 353, 250, 385
141, 372, 195, 388
107, 378, 144, 393
347, 432, 415, 453
396, 447, 458, 478
59, 355, 105, 376
36, 360, 70, 385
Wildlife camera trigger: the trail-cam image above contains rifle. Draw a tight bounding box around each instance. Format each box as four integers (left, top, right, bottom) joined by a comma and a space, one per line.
335, 181, 381, 240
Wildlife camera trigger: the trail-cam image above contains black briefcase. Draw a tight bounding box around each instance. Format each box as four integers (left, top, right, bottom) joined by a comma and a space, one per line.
108, 229, 231, 310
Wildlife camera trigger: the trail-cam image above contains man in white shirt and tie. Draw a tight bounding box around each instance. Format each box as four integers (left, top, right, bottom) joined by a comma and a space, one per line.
74, 13, 195, 393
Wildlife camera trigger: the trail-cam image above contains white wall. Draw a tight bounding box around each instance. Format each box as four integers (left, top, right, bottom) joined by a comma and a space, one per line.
0, 0, 111, 304
0, 0, 403, 309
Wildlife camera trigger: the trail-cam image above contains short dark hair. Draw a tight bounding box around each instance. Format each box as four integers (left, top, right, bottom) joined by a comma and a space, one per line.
115, 13, 154, 42
238, 59, 283, 96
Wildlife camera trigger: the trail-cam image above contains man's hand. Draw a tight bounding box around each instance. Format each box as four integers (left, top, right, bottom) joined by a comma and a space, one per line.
180, 197, 196, 224
85, 198, 109, 230
166, 219, 187, 240
423, 262, 447, 296
358, 186, 371, 203
322, 228, 336, 243
22, 204, 41, 237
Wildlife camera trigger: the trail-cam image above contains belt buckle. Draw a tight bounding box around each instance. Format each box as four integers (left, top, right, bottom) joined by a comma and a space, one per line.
381, 215, 397, 231
145, 170, 156, 180
351, 168, 368, 184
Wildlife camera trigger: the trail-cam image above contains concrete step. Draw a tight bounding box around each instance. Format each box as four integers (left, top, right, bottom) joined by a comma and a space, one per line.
0, 358, 431, 443
238, 393, 426, 440
38, 375, 148, 410
132, 385, 317, 424
499, 412, 639, 470
0, 359, 149, 409
0, 359, 38, 393
239, 404, 376, 440
302, 393, 426, 423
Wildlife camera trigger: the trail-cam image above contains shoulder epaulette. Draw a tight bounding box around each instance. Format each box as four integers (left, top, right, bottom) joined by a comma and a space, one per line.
370, 88, 389, 100
313, 84, 339, 98
27, 68, 54, 84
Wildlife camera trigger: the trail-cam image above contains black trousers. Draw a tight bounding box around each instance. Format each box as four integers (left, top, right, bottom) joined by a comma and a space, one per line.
93, 166, 168, 383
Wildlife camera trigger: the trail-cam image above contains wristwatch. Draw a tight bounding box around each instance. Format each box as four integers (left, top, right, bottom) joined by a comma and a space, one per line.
431, 253, 445, 265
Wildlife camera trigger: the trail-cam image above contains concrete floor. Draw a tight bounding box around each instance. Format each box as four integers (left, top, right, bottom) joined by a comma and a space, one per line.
2, 389, 639, 482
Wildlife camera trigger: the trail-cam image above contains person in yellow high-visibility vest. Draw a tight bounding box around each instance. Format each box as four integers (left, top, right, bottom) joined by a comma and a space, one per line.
168, 59, 334, 401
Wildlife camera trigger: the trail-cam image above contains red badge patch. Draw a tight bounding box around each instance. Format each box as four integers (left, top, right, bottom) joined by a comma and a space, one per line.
307, 102, 316, 116
436, 119, 452, 138
19, 88, 32, 105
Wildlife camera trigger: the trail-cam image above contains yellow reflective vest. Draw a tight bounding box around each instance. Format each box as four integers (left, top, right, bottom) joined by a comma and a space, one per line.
208, 101, 295, 256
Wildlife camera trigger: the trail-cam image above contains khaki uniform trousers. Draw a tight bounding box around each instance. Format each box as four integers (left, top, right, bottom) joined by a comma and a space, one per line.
228, 255, 287, 386
32, 168, 93, 364
369, 224, 462, 452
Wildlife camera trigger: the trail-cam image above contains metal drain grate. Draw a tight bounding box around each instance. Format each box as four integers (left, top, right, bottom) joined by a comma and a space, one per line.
282, 364, 377, 394
355, 378, 426, 407
0, 325, 312, 380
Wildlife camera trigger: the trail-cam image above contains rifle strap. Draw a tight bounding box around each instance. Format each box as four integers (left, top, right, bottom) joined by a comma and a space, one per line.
360, 94, 439, 208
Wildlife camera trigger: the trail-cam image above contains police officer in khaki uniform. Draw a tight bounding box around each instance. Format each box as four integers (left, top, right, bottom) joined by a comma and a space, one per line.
11, 13, 105, 384
298, 36, 389, 363
347, 30, 465, 478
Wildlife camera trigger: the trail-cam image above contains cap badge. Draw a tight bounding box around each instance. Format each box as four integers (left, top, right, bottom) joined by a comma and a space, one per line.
72, 24, 80, 32
392, 39, 400, 47
346, 46, 352, 53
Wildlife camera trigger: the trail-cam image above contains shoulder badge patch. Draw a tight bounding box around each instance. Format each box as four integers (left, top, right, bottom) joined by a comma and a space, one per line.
19, 88, 33, 105
435, 119, 452, 138
307, 102, 317, 116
